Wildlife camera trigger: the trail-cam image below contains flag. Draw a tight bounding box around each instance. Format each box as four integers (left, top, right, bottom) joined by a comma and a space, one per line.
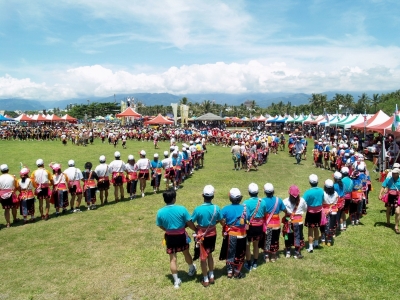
392, 104, 400, 131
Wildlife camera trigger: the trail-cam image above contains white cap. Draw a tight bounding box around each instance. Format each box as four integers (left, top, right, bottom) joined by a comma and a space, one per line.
20, 167, 29, 175
163, 151, 169, 156
229, 188, 241, 199
357, 163, 366, 171
248, 183, 259, 194
68, 160, 75, 166
128, 155, 134, 160
325, 179, 334, 188
170, 146, 175, 150
309, 174, 318, 183
350, 149, 354, 154
36, 159, 44, 166
154, 153, 159, 158
235, 140, 238, 144
140, 150, 146, 156
341, 166, 349, 174
203, 185, 215, 197
99, 155, 106, 162
0, 164, 8, 171
182, 147, 186, 151
264, 183, 274, 193
392, 168, 400, 174
334, 171, 342, 179
393, 163, 400, 169
114, 151, 121, 158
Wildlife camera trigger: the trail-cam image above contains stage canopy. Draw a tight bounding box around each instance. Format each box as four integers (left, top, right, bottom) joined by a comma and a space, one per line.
196, 113, 224, 121
116, 107, 142, 118
144, 114, 174, 125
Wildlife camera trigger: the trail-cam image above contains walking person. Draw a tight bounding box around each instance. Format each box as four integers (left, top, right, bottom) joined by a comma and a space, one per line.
321, 179, 338, 246
294, 138, 304, 165
191, 185, 222, 287
379, 168, 400, 234
156, 190, 197, 289
162, 151, 175, 191
151, 153, 163, 194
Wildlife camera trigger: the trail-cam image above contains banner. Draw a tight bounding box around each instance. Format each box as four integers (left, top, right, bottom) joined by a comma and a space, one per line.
120, 100, 126, 125
181, 104, 189, 125
171, 103, 178, 125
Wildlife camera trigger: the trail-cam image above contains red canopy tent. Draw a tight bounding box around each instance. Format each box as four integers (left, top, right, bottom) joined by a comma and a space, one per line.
15, 114, 33, 122
367, 116, 394, 134
61, 114, 77, 123
230, 117, 243, 123
351, 110, 389, 129
304, 115, 325, 125
144, 114, 173, 125
116, 107, 142, 118
255, 115, 267, 122
31, 114, 48, 122
46, 114, 63, 122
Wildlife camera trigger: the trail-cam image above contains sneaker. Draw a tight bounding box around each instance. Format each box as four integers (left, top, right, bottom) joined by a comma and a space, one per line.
252, 263, 257, 270
142, 193, 145, 198
326, 242, 331, 247
355, 220, 359, 225
91, 205, 96, 210
264, 254, 269, 262
285, 252, 291, 258
173, 278, 182, 289
351, 221, 355, 226
87, 207, 91, 211
293, 254, 304, 259
208, 277, 215, 284
307, 249, 313, 253
69, 208, 74, 213
73, 208, 81, 213
243, 262, 252, 272
188, 264, 197, 276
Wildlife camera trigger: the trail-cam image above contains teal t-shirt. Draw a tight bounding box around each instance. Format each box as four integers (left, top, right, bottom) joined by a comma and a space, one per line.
342, 177, 354, 193
191, 203, 222, 227
243, 197, 267, 219
382, 176, 400, 190
221, 204, 245, 227
262, 196, 286, 214
156, 204, 191, 230
302, 187, 324, 207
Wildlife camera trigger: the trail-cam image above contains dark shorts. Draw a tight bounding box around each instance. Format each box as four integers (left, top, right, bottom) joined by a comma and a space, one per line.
1, 195, 17, 209
305, 211, 322, 228
138, 171, 149, 180
113, 176, 123, 186
165, 233, 189, 254
246, 224, 264, 242
36, 187, 50, 199
97, 179, 110, 190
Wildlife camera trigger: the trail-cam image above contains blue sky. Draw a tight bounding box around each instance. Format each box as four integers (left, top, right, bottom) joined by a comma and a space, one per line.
0, 0, 399, 100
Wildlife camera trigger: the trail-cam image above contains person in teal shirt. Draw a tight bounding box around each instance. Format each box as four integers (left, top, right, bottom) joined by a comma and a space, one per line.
261, 183, 287, 262
341, 167, 354, 231
150, 153, 163, 193
191, 185, 222, 287
302, 174, 324, 253
380, 168, 400, 234
156, 190, 197, 289
243, 183, 267, 271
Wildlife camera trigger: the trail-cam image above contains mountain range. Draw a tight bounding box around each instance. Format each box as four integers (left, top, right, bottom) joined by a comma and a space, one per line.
0, 90, 391, 111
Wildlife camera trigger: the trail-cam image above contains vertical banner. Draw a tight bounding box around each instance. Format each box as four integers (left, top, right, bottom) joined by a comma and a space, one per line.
171, 103, 178, 126
181, 104, 189, 126
120, 100, 126, 125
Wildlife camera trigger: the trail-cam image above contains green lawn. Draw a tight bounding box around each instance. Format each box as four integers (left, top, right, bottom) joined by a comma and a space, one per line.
0, 138, 397, 300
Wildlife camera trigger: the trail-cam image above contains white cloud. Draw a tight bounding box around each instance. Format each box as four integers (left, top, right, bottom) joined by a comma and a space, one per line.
1, 48, 399, 101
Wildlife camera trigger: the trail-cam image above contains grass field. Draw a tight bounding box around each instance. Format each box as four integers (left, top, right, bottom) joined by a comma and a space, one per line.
0, 138, 398, 300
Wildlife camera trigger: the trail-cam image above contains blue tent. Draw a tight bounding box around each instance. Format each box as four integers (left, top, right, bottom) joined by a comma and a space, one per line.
0, 115, 13, 121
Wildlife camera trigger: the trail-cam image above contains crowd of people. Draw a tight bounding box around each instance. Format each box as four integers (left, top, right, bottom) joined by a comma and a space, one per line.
0, 137, 207, 227
156, 153, 397, 288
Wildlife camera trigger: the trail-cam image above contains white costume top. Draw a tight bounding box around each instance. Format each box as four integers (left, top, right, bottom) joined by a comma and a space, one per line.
108, 160, 126, 173
282, 197, 307, 215
64, 167, 83, 181
94, 163, 110, 177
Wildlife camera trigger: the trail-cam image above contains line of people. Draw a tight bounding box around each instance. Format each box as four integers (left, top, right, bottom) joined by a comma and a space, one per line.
0, 143, 205, 227
156, 168, 373, 289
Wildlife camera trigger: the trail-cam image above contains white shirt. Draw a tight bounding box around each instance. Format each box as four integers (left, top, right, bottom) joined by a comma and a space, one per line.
282, 197, 307, 215
162, 157, 173, 169
108, 159, 126, 173
323, 192, 338, 205
136, 158, 150, 170
64, 167, 83, 181
94, 163, 110, 177
0, 173, 16, 190
125, 163, 138, 172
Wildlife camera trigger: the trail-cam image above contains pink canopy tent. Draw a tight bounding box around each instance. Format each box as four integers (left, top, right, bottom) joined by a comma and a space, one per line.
143, 114, 173, 125
367, 116, 394, 134
46, 114, 63, 122
61, 114, 77, 123
15, 114, 33, 122
116, 107, 142, 118
255, 115, 267, 122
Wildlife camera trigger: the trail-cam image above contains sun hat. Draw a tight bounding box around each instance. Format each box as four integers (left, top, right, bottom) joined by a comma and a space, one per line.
68, 160, 75, 167
36, 159, 44, 166
140, 150, 146, 156
229, 188, 241, 199
128, 155, 134, 160
203, 185, 215, 197
154, 153, 159, 158
248, 183, 259, 194
263, 183, 274, 193
334, 171, 342, 179
288, 185, 300, 197
99, 155, 106, 162
20, 167, 30, 176
309, 174, 318, 184
114, 151, 121, 158
341, 167, 349, 174
0, 164, 8, 171
325, 179, 334, 188
163, 151, 169, 156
